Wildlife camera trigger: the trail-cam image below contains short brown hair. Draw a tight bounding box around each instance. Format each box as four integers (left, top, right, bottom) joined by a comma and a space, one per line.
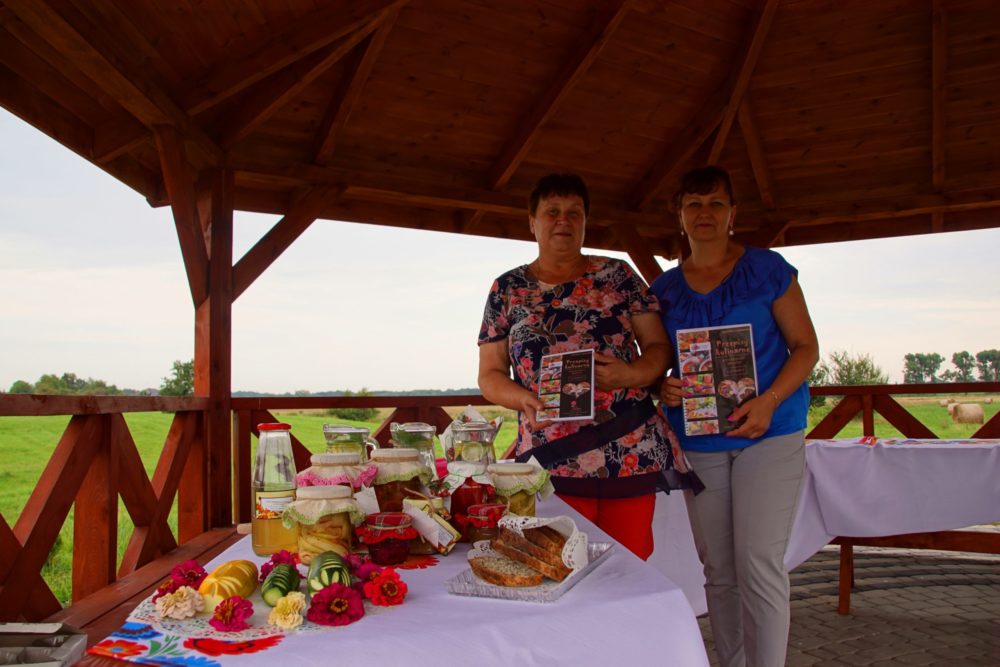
674, 166, 736, 210
529, 173, 590, 217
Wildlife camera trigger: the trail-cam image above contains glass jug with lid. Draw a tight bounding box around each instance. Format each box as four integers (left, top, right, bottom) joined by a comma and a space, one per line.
448, 420, 497, 465
389, 421, 438, 478
323, 423, 378, 461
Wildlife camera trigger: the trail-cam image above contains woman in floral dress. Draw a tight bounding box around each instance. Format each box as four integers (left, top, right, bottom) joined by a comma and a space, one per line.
477, 173, 679, 559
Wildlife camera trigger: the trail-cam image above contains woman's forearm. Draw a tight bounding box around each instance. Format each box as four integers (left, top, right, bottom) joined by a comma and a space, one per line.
767, 341, 819, 404
629, 341, 671, 388
478, 368, 534, 412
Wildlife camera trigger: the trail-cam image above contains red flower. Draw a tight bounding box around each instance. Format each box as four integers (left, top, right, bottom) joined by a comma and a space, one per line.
259, 549, 300, 581
184, 635, 282, 656
209, 596, 254, 632
362, 569, 408, 606
307, 584, 365, 626
151, 577, 181, 603
623, 453, 639, 469
89, 639, 146, 659
354, 562, 384, 583
169, 559, 207, 588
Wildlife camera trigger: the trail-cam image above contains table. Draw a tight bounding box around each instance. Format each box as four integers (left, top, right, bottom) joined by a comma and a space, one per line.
90, 497, 710, 666
650, 438, 1000, 615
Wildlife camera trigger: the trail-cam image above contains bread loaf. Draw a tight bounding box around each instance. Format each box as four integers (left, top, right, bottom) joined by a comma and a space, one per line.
523, 525, 567, 554
469, 556, 543, 587
491, 536, 571, 582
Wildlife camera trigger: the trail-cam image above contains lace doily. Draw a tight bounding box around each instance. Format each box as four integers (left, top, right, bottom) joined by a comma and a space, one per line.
496, 514, 589, 571
487, 461, 552, 496
371, 460, 432, 485
440, 461, 493, 495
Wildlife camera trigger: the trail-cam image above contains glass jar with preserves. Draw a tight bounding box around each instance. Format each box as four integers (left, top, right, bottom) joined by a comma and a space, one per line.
252, 423, 298, 556
389, 421, 439, 479
357, 512, 418, 566
464, 503, 506, 544
323, 424, 378, 461
448, 420, 497, 465
441, 461, 495, 541
296, 452, 377, 490
487, 461, 551, 517
370, 447, 432, 512
282, 485, 365, 564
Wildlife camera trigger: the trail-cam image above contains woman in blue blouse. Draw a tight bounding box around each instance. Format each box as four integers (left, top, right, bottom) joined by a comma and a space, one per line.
650, 166, 819, 667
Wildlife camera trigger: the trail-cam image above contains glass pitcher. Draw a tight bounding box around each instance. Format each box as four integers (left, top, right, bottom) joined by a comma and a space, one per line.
323, 424, 377, 461
449, 420, 497, 465
390, 421, 438, 479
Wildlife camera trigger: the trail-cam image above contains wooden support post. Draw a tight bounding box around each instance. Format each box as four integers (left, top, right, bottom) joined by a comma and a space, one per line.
72, 415, 118, 601
233, 410, 253, 524
838, 541, 854, 615
177, 412, 207, 542
861, 394, 875, 437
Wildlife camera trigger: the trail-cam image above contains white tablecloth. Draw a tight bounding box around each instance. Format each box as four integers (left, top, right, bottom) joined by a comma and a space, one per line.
102, 497, 709, 667
650, 438, 1000, 615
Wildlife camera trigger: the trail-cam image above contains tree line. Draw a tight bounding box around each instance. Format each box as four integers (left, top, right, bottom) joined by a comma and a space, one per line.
902, 350, 1000, 383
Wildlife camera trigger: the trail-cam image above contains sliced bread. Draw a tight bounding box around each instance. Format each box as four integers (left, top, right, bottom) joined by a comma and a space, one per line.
469, 556, 543, 587
491, 538, 571, 582
523, 525, 568, 554
496, 528, 572, 581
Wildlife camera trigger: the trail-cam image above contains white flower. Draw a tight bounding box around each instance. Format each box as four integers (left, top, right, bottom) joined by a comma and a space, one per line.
155, 585, 204, 620
268, 591, 306, 630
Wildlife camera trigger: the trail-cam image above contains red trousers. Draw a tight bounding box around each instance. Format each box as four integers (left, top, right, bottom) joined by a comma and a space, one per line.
557, 493, 656, 560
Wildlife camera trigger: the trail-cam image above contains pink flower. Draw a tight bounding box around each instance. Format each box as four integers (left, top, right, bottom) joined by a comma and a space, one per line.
259, 549, 300, 582
209, 596, 254, 632
343, 553, 365, 571
151, 578, 181, 603
307, 584, 365, 626
169, 560, 207, 588
576, 448, 606, 474
354, 562, 384, 584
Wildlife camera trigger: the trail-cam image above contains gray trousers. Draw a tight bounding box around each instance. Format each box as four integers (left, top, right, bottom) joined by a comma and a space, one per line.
684, 431, 805, 667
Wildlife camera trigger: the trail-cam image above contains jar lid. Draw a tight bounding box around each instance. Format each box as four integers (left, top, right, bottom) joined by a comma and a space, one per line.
392, 421, 435, 433
323, 424, 369, 435
453, 420, 495, 434
371, 447, 420, 462
365, 512, 412, 529
487, 462, 536, 475
296, 485, 353, 499
258, 422, 291, 431
311, 452, 361, 465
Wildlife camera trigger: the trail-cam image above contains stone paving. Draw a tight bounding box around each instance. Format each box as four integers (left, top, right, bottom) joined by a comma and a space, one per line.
697, 545, 1000, 666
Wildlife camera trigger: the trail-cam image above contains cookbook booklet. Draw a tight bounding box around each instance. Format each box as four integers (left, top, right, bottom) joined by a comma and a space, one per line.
676, 324, 758, 436
536, 349, 595, 422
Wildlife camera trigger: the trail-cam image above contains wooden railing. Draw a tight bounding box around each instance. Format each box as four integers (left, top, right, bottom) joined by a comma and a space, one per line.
2, 384, 998, 624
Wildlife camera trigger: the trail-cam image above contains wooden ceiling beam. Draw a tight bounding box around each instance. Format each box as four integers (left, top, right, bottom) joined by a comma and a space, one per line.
153, 125, 210, 306
737, 97, 776, 210
707, 0, 779, 164
92, 113, 149, 163
931, 0, 946, 192
217, 19, 383, 151
232, 187, 344, 301
314, 8, 400, 165
0, 65, 92, 157
181, 0, 407, 116
486, 0, 633, 189
3, 0, 222, 165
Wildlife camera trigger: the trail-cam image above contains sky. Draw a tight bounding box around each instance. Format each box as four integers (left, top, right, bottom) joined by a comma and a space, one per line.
2, 109, 999, 393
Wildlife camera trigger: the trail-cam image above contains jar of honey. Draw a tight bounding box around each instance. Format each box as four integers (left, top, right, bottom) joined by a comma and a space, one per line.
369, 448, 432, 512
487, 462, 551, 517
282, 485, 365, 564
357, 512, 418, 566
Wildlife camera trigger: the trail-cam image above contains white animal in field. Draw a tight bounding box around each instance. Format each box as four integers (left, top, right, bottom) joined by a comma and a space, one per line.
947, 402, 959, 417
952, 403, 985, 424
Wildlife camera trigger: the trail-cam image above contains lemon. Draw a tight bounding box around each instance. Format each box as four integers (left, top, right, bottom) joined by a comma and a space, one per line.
459, 442, 485, 462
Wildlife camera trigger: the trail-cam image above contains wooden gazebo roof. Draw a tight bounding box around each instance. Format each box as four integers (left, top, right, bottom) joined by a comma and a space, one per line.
2, 0, 999, 285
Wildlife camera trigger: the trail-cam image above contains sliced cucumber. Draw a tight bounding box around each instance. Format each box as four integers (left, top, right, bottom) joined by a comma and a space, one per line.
307, 551, 352, 593
261, 563, 300, 606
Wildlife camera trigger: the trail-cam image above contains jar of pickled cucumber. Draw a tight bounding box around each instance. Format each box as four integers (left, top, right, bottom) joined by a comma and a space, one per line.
448, 421, 497, 465
369, 448, 432, 512
487, 461, 551, 517
282, 485, 365, 564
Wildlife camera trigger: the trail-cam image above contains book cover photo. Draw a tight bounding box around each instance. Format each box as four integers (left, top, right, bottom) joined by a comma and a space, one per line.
676, 324, 758, 436
536, 349, 595, 422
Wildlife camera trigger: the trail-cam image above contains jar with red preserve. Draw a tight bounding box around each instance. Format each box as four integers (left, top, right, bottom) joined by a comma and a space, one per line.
369, 448, 432, 512
463, 503, 506, 544
440, 461, 495, 541
356, 512, 418, 566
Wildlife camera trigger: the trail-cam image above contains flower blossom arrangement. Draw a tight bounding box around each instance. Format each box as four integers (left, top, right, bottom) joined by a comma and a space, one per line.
306, 559, 409, 627
209, 596, 254, 632
259, 549, 301, 582
152, 559, 208, 603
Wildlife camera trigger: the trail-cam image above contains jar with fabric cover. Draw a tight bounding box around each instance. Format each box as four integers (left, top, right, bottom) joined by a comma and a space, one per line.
282, 485, 365, 564
487, 462, 552, 517
389, 421, 439, 479
464, 502, 506, 543
296, 452, 377, 490
369, 447, 432, 512
323, 424, 377, 461
440, 461, 495, 541
356, 512, 418, 565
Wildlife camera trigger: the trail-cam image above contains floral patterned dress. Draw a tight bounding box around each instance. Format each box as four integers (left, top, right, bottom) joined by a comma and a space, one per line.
478, 256, 674, 498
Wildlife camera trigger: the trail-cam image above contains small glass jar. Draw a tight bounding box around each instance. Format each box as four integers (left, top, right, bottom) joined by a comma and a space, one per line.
282, 485, 365, 564
296, 452, 378, 490
370, 448, 431, 512
487, 462, 550, 517
448, 421, 497, 465
323, 424, 377, 461
464, 503, 506, 543
359, 512, 418, 566
389, 422, 439, 479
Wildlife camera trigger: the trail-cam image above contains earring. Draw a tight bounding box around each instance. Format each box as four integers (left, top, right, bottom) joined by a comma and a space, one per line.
680, 229, 685, 237
728, 228, 734, 236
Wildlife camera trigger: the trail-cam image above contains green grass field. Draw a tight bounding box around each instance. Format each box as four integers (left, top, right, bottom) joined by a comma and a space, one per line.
1, 397, 995, 605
